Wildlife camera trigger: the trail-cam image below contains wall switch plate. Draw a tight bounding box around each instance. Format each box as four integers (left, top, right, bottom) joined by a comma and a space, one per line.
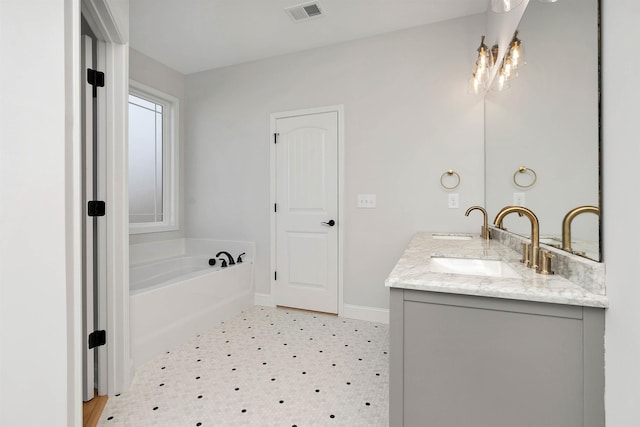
448, 193, 459, 209
513, 192, 526, 206
357, 194, 376, 208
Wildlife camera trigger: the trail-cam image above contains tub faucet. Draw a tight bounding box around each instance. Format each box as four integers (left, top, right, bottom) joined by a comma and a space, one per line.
216, 251, 235, 265
465, 206, 491, 240
237, 252, 246, 263
562, 205, 600, 253
493, 206, 541, 271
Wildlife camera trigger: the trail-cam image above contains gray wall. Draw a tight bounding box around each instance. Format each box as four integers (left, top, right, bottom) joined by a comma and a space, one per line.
0, 2, 75, 424
602, 0, 640, 424
129, 48, 186, 244
183, 14, 486, 309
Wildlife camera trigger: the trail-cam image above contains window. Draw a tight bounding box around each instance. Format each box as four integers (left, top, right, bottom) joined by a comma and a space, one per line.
128, 81, 179, 233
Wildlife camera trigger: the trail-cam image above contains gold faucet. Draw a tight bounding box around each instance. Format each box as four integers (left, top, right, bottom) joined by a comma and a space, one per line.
465, 206, 491, 240
561, 206, 600, 253
494, 206, 541, 270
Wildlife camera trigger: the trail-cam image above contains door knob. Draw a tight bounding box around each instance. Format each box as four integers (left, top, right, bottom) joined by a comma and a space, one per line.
321, 219, 336, 227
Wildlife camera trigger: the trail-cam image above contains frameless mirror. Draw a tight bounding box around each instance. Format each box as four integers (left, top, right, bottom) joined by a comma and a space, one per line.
485, 0, 600, 261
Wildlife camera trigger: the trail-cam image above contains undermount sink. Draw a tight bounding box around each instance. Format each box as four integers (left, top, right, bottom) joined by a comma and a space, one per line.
431, 233, 473, 241
429, 256, 521, 278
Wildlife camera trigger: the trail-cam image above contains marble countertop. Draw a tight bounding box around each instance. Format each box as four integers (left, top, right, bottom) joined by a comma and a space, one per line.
385, 232, 608, 308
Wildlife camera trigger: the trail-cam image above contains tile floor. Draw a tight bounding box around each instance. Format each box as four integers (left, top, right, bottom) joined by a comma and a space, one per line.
98, 305, 389, 426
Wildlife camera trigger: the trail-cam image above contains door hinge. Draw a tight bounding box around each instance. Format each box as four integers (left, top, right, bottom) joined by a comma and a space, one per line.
87, 68, 105, 98
88, 330, 106, 349
274, 203, 277, 213
88, 201, 106, 217
274, 133, 279, 144
274, 271, 277, 281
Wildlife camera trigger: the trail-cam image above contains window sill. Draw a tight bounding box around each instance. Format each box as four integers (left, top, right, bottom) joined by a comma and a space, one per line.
129, 223, 179, 235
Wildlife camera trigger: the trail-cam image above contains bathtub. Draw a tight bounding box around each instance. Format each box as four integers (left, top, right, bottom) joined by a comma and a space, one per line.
129, 239, 255, 368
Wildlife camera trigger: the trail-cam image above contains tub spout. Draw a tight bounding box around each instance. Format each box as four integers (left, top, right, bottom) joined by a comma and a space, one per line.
216, 251, 235, 265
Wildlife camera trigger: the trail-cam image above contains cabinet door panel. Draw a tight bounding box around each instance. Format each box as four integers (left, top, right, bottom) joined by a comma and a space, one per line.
403, 300, 583, 427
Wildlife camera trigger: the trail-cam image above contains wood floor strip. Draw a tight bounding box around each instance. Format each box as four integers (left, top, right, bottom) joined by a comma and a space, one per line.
83, 394, 108, 427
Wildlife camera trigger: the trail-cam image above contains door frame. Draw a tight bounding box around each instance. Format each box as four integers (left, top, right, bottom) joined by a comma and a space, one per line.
81, 0, 131, 397
269, 105, 345, 315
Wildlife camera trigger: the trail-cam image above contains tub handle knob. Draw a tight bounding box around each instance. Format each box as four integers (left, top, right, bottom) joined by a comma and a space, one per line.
237, 252, 246, 263
208, 258, 216, 266
219, 259, 228, 268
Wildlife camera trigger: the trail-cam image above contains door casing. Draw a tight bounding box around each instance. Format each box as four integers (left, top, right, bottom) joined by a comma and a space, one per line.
81, 0, 131, 397
269, 105, 345, 315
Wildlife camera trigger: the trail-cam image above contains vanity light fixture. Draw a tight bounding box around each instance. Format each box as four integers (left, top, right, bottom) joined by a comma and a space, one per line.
494, 30, 526, 91
468, 36, 490, 95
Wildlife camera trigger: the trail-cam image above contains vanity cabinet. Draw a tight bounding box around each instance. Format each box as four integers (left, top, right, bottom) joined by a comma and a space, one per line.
389, 288, 605, 427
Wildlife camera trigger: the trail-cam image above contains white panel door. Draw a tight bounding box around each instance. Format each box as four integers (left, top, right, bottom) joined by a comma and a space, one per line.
275, 112, 339, 313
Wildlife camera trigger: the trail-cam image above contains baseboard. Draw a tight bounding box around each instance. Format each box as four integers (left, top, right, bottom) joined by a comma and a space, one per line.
254, 293, 275, 307
341, 304, 389, 324
252, 296, 388, 324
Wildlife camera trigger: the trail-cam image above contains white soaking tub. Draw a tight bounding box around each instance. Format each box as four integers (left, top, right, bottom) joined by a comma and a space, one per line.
129, 239, 255, 368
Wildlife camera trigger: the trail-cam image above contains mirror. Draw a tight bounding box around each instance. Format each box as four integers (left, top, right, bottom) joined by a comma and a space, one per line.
485, 0, 600, 261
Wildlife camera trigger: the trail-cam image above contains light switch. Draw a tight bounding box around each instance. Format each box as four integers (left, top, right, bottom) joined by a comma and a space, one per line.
357, 194, 376, 208
448, 193, 459, 209
513, 192, 526, 206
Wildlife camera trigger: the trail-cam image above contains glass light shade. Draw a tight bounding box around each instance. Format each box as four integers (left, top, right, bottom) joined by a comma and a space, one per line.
475, 61, 488, 80
468, 35, 491, 95
491, 0, 524, 13
493, 73, 511, 91
468, 73, 484, 95
510, 39, 526, 69
502, 57, 514, 80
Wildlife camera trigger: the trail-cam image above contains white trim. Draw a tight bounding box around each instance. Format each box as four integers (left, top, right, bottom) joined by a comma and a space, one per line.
128, 80, 180, 235
269, 105, 345, 315
254, 293, 276, 307
342, 304, 390, 324
66, 1, 82, 423
80, 0, 131, 406
81, 0, 127, 44
104, 40, 132, 394
95, 38, 109, 396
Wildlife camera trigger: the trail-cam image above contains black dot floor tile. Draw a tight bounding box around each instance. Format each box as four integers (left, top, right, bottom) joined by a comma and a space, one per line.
97, 305, 389, 426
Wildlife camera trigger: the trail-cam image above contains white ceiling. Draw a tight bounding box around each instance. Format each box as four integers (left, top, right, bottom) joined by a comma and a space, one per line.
129, 0, 489, 75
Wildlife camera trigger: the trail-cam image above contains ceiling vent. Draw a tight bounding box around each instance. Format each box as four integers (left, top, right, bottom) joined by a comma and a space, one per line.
285, 2, 324, 22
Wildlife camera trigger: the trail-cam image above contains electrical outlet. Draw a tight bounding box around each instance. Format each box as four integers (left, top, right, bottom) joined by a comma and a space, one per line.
357, 194, 376, 208
448, 193, 459, 209
513, 192, 526, 206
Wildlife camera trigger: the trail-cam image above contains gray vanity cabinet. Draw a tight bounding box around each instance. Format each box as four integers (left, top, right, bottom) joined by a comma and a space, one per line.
389, 288, 605, 427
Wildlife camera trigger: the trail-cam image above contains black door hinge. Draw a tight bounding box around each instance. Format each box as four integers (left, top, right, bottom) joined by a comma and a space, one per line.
274, 203, 277, 213
87, 68, 105, 98
274, 271, 277, 281
88, 201, 106, 217
88, 330, 106, 349
274, 133, 279, 144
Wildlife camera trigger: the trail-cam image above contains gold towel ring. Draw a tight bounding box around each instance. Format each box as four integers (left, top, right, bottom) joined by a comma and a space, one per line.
440, 170, 461, 190
513, 166, 537, 188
